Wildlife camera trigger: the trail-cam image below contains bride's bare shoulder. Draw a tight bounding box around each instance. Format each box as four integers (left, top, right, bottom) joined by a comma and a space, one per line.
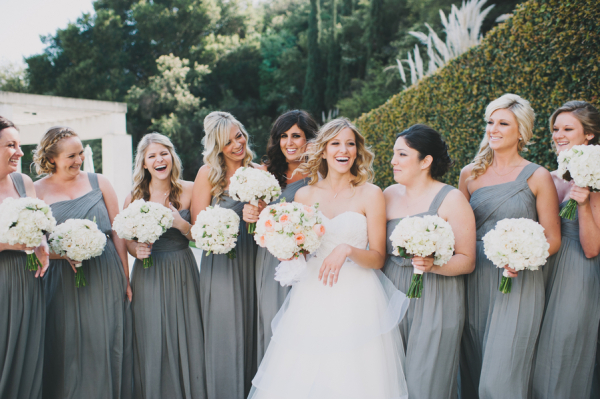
295, 181, 326, 205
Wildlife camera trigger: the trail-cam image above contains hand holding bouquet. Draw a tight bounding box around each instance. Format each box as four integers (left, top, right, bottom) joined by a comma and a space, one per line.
191, 205, 240, 259
49, 218, 107, 287
228, 167, 281, 233
557, 144, 600, 220
254, 201, 326, 286
389, 215, 455, 299
113, 199, 174, 268
483, 218, 549, 294
0, 197, 56, 271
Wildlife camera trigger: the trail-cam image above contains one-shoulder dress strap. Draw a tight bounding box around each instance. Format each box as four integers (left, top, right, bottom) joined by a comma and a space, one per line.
10, 173, 27, 198
428, 184, 454, 214
88, 172, 100, 190
516, 163, 540, 182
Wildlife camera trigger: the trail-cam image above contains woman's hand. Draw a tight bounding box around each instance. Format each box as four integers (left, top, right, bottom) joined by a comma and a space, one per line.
318, 244, 351, 287
412, 256, 435, 273
503, 265, 518, 278
570, 184, 591, 207
169, 203, 188, 232
243, 204, 261, 224
34, 241, 50, 278
135, 242, 152, 260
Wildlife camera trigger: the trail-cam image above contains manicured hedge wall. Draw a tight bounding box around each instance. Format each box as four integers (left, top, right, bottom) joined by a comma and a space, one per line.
356, 0, 600, 188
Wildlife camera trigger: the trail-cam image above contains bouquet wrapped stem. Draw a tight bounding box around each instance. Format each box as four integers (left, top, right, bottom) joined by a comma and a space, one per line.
247, 222, 256, 235
75, 264, 87, 287
25, 251, 42, 271
559, 199, 578, 220
143, 255, 153, 269
499, 271, 512, 294
407, 270, 424, 299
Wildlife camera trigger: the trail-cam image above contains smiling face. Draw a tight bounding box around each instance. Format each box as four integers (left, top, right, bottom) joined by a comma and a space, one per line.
322, 127, 357, 175
486, 108, 521, 152
553, 112, 594, 153
0, 127, 24, 175
222, 124, 247, 163
50, 136, 84, 177
280, 124, 307, 162
390, 136, 430, 184
143, 142, 173, 180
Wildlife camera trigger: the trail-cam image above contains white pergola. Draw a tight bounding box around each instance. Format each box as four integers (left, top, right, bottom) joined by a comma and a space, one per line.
0, 91, 132, 208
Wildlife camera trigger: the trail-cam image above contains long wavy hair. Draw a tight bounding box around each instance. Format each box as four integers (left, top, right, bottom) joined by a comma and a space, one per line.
470, 93, 535, 180
264, 110, 319, 189
32, 126, 79, 176
131, 133, 183, 210
297, 118, 374, 186
202, 111, 255, 198
550, 101, 600, 145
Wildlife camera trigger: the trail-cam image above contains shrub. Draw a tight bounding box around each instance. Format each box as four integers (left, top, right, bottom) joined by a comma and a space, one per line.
356, 0, 600, 188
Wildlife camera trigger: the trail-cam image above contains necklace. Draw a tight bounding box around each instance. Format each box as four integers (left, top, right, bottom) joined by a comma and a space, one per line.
491, 160, 523, 177
327, 180, 352, 199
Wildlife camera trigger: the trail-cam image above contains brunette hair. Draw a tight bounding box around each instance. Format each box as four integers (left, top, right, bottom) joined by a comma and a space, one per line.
396, 124, 453, 178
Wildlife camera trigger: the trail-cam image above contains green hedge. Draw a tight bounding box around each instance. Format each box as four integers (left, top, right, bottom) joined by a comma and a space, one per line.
356, 0, 600, 188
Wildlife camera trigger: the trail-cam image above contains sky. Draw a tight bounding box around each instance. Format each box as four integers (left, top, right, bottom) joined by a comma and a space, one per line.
0, 0, 95, 67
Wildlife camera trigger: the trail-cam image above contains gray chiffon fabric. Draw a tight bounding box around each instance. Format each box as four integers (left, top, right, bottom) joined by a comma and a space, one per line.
0, 173, 45, 399
131, 209, 207, 398
459, 163, 545, 399
383, 184, 464, 399
256, 178, 309, 366
531, 201, 600, 398
201, 193, 258, 399
43, 173, 133, 399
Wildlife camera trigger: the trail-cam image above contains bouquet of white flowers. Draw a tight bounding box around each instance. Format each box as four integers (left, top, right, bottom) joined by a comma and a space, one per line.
389, 215, 455, 299
556, 144, 600, 220
0, 197, 56, 270
483, 218, 550, 294
191, 205, 240, 259
228, 167, 281, 233
254, 201, 326, 286
112, 199, 174, 268
49, 218, 107, 287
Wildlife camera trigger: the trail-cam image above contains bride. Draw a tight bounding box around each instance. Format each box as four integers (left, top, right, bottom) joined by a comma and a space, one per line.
248, 118, 409, 399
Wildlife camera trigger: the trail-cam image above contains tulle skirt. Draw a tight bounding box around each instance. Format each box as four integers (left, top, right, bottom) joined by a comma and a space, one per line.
248, 256, 410, 399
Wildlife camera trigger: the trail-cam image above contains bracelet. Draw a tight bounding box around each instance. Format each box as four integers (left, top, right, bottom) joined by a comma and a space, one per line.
183, 223, 192, 237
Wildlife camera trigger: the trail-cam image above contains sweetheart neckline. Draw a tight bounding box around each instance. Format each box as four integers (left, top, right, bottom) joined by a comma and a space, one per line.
321, 210, 367, 221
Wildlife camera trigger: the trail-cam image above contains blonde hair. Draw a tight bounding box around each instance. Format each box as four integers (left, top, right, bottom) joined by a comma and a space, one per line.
202, 111, 255, 198
297, 117, 374, 186
33, 126, 79, 175
470, 93, 535, 180
131, 133, 183, 210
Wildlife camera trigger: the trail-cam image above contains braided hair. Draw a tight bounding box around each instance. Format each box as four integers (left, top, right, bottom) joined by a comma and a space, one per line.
33, 126, 79, 175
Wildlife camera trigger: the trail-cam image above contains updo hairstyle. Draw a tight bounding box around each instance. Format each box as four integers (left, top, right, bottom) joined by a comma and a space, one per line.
33, 126, 79, 175
396, 124, 454, 179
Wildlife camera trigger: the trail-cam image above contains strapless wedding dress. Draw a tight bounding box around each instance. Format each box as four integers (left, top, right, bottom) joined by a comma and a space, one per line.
248, 211, 410, 399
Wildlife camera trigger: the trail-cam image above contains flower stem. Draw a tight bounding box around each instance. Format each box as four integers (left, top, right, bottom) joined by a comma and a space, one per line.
227, 249, 237, 260
406, 273, 424, 299
143, 256, 153, 269
26, 253, 41, 271
499, 276, 512, 294
75, 268, 87, 288
559, 199, 578, 220
248, 222, 256, 234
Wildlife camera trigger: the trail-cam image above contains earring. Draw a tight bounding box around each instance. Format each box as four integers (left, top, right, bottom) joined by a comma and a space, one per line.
519, 138, 523, 141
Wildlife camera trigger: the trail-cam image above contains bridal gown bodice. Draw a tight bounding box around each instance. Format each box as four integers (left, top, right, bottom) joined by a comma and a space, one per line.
314, 211, 368, 259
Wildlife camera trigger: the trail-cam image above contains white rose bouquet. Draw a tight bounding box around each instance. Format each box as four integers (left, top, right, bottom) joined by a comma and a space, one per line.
112, 199, 174, 268
228, 167, 281, 233
556, 144, 600, 220
48, 218, 107, 287
191, 205, 240, 259
254, 201, 326, 286
0, 197, 56, 271
483, 218, 550, 294
389, 215, 455, 298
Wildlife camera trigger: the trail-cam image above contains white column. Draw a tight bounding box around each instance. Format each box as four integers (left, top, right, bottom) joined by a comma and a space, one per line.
102, 134, 132, 209
0, 103, 14, 121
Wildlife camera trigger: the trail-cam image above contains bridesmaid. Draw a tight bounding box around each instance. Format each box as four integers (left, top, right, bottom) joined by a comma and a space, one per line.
125, 133, 207, 398
532, 101, 600, 398
191, 111, 259, 399
383, 124, 476, 399
457, 94, 561, 399
33, 127, 133, 399
242, 109, 318, 365
0, 117, 49, 399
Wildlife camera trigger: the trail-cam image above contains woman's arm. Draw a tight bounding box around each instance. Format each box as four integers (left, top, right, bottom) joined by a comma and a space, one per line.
570, 188, 600, 258
190, 165, 213, 225
530, 167, 562, 255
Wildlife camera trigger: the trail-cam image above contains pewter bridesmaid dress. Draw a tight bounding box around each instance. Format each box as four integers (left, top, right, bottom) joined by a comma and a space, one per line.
131, 209, 207, 399
459, 163, 545, 399
201, 192, 258, 399
43, 173, 133, 399
531, 201, 600, 398
256, 178, 309, 366
383, 184, 465, 399
0, 173, 45, 399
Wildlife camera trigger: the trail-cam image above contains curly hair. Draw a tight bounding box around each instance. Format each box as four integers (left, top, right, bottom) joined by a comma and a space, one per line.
550, 101, 600, 145
263, 110, 319, 189
202, 111, 255, 199
32, 126, 79, 176
470, 93, 535, 180
396, 124, 454, 179
131, 133, 184, 210
296, 118, 374, 187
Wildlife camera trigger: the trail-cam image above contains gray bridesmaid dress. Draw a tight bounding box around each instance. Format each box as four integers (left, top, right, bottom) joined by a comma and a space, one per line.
43, 173, 133, 399
200, 192, 258, 399
531, 201, 600, 398
256, 178, 309, 366
131, 209, 207, 398
383, 184, 465, 399
459, 163, 545, 399
0, 173, 45, 399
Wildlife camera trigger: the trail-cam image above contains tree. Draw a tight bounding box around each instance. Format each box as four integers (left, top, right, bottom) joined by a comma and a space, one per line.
302, 0, 324, 117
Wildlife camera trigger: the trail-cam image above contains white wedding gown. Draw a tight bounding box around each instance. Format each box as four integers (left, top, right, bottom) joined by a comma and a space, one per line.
248, 211, 410, 399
